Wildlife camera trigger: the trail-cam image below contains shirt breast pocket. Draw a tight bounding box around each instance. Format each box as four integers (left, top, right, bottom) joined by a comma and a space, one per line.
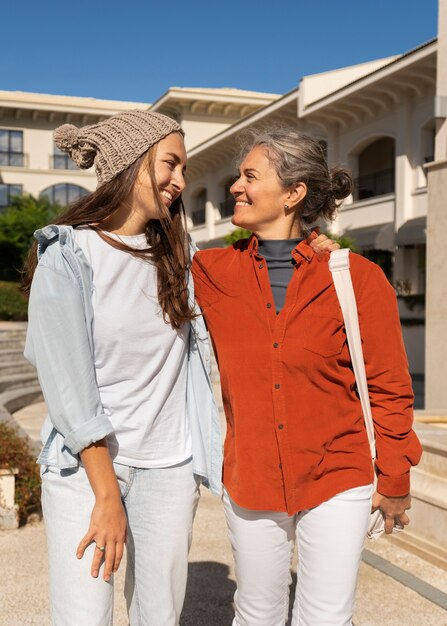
303, 314, 346, 358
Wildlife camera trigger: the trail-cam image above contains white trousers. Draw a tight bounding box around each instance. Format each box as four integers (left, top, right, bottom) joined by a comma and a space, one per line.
42, 459, 200, 626
223, 484, 373, 626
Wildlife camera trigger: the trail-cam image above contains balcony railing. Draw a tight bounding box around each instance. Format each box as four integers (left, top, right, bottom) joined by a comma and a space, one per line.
219, 196, 235, 219
0, 151, 25, 167
191, 208, 206, 226
353, 168, 395, 201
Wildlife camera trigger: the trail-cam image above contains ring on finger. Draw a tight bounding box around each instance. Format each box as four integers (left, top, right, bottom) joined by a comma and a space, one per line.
95, 544, 105, 552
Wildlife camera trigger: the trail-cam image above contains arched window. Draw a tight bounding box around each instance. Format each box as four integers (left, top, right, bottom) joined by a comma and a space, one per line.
191, 189, 206, 226
40, 184, 89, 206
354, 137, 395, 200
219, 177, 235, 219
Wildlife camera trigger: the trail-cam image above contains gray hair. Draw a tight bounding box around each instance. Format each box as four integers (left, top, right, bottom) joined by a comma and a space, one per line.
237, 126, 352, 233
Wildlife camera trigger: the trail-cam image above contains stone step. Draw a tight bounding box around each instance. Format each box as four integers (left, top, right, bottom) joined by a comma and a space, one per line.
0, 373, 39, 393
0, 349, 27, 363
0, 386, 43, 415
0, 337, 26, 350
394, 423, 447, 569
0, 324, 27, 339
0, 361, 35, 376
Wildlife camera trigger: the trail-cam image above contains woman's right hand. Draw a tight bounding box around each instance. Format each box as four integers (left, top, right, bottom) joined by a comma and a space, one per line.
76, 495, 128, 581
78, 438, 128, 582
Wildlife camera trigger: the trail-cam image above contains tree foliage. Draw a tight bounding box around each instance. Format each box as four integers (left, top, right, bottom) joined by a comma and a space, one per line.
322, 232, 358, 252
0, 194, 60, 280
223, 228, 252, 246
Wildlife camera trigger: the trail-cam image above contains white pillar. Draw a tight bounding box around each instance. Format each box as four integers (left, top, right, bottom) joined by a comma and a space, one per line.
394, 99, 413, 231
425, 0, 447, 411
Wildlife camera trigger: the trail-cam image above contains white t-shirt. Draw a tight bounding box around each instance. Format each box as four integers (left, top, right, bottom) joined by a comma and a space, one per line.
73, 227, 191, 468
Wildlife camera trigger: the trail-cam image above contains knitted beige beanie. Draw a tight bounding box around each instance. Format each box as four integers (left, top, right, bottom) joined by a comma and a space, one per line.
53, 110, 184, 187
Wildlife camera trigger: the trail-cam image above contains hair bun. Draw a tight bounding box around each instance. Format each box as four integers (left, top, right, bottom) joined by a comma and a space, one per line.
330, 167, 353, 200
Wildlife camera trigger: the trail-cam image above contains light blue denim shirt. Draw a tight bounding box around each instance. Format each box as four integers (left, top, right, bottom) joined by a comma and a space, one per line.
24, 225, 222, 496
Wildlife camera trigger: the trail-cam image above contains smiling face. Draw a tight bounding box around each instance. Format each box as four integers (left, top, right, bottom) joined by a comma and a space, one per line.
230, 146, 305, 239
133, 132, 187, 221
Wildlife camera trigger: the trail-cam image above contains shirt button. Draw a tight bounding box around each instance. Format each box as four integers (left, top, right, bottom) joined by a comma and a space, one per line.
258, 263, 264, 269
266, 302, 272, 309
273, 342, 279, 348
275, 384, 281, 389
278, 424, 284, 430
279, 463, 282, 469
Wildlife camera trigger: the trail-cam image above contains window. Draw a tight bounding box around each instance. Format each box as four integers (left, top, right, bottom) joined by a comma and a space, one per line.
53, 145, 79, 170
354, 137, 395, 200
0, 130, 24, 166
191, 189, 207, 226
40, 184, 89, 206
0, 184, 23, 211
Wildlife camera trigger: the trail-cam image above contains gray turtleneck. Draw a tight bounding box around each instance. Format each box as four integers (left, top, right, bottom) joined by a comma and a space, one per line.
258, 238, 304, 313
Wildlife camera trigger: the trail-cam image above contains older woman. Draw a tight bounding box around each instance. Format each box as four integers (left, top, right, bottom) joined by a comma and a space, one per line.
192, 127, 422, 625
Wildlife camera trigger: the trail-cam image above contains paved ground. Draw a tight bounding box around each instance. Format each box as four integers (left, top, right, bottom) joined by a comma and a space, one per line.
1, 401, 446, 625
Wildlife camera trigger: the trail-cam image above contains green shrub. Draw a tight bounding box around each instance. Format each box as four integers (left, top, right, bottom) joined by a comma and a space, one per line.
0, 281, 28, 321
223, 228, 252, 246
0, 194, 60, 280
0, 422, 41, 525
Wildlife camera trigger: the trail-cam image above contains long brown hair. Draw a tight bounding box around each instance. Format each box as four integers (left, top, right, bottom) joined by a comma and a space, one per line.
22, 134, 195, 329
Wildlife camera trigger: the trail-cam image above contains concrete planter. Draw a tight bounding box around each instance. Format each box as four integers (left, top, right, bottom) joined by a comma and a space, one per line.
0, 468, 19, 529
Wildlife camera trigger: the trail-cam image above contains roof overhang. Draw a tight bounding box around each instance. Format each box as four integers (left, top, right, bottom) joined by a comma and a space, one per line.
151, 87, 280, 120
0, 90, 149, 125
299, 39, 437, 129
185, 89, 301, 180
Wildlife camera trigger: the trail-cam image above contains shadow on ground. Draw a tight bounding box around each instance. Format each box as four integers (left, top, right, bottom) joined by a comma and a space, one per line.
181, 562, 298, 625
181, 562, 236, 625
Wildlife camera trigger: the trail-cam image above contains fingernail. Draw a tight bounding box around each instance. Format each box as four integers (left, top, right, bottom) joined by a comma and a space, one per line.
76, 553, 82, 559
92, 571, 98, 578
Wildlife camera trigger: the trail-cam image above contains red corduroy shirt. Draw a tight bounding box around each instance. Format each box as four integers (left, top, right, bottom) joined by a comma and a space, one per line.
192, 235, 422, 514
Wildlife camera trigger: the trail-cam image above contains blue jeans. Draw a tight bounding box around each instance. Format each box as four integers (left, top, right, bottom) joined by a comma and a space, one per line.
41, 458, 200, 625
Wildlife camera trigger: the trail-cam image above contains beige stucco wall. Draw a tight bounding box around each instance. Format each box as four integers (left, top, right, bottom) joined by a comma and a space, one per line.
182, 115, 242, 150
1, 117, 96, 197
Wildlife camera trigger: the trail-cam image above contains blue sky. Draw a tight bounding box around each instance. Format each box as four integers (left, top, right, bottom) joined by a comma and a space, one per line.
3, 0, 438, 103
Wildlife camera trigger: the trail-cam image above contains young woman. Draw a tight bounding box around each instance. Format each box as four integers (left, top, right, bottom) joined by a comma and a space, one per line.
22, 110, 223, 626
191, 127, 422, 625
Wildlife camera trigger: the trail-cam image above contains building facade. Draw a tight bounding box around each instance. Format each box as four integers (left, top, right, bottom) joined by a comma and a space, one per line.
1, 37, 445, 405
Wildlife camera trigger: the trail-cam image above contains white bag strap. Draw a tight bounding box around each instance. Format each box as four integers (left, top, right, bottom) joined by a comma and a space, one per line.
329, 249, 376, 460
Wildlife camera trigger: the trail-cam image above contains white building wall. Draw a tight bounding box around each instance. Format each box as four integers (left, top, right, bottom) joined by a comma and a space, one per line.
331, 93, 434, 236
181, 115, 242, 150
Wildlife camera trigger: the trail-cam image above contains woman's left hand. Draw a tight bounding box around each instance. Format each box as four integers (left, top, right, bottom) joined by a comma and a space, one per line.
372, 492, 412, 533
309, 233, 340, 253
